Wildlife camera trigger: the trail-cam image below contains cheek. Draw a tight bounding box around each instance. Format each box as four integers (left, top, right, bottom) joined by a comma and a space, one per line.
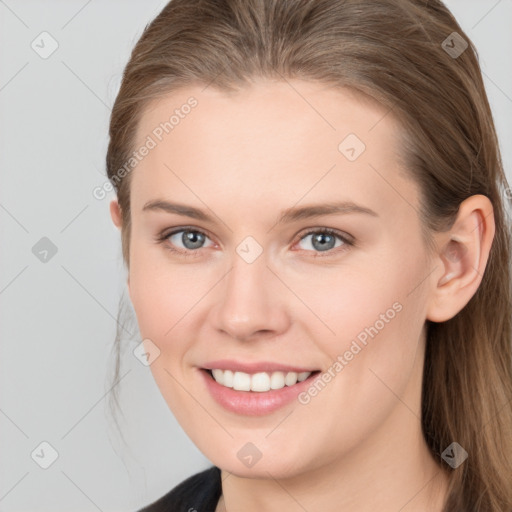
128, 238, 196, 337
126, 232, 430, 463
308, 245, 429, 392
129, 232, 427, 354
296, 258, 419, 349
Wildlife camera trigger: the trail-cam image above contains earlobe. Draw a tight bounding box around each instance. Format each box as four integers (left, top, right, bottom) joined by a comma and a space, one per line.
110, 199, 122, 230
426, 194, 495, 323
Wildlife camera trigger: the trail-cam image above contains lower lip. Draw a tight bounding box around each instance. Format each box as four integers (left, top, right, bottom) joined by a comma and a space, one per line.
198, 368, 321, 416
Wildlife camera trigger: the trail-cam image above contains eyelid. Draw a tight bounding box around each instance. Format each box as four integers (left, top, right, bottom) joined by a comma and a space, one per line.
156, 225, 216, 258
292, 227, 354, 257
156, 225, 355, 257
295, 226, 355, 245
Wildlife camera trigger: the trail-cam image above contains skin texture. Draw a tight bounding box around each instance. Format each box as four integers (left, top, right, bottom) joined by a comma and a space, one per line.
110, 79, 495, 512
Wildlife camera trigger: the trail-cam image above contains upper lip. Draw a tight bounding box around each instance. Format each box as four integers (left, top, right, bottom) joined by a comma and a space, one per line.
201, 359, 319, 374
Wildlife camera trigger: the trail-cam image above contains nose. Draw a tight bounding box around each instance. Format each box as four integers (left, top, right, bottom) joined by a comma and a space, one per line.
211, 249, 290, 342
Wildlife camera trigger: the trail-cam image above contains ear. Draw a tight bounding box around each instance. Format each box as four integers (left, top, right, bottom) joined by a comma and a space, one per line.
110, 199, 122, 229
426, 194, 495, 322
109, 199, 130, 291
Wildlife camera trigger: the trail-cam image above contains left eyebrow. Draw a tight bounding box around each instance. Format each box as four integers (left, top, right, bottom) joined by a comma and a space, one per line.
276, 201, 379, 224
141, 199, 379, 224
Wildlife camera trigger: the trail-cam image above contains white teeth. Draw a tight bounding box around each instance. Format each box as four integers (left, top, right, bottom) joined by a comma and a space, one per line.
210, 369, 312, 392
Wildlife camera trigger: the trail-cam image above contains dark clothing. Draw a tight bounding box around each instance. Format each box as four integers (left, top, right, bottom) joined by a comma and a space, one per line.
138, 466, 222, 512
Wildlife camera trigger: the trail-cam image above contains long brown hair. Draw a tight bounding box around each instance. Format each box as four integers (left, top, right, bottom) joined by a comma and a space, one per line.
106, 1, 512, 509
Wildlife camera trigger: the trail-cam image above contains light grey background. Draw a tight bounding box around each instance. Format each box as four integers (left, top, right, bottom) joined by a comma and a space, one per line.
1, 1, 511, 511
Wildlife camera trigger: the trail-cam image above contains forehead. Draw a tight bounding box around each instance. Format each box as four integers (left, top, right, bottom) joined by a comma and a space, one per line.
135, 79, 397, 151
130, 79, 416, 221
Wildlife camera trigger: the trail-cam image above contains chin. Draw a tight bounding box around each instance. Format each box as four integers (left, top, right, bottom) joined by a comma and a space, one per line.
215, 454, 309, 481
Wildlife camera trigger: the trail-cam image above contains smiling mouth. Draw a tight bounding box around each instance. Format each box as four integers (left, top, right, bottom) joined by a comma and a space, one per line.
203, 368, 321, 393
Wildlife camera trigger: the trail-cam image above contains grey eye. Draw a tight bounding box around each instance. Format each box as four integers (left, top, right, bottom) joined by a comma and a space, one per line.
168, 230, 212, 250
297, 231, 345, 252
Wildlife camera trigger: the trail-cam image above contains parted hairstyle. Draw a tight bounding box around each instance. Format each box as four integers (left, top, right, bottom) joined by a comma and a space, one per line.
106, 1, 512, 510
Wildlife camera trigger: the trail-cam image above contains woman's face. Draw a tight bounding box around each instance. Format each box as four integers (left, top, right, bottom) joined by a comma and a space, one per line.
112, 79, 439, 478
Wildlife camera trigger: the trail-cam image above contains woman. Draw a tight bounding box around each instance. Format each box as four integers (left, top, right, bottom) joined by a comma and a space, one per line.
106, 0, 512, 510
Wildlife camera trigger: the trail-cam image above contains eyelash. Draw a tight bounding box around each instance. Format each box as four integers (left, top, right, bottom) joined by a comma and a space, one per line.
155, 226, 355, 259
